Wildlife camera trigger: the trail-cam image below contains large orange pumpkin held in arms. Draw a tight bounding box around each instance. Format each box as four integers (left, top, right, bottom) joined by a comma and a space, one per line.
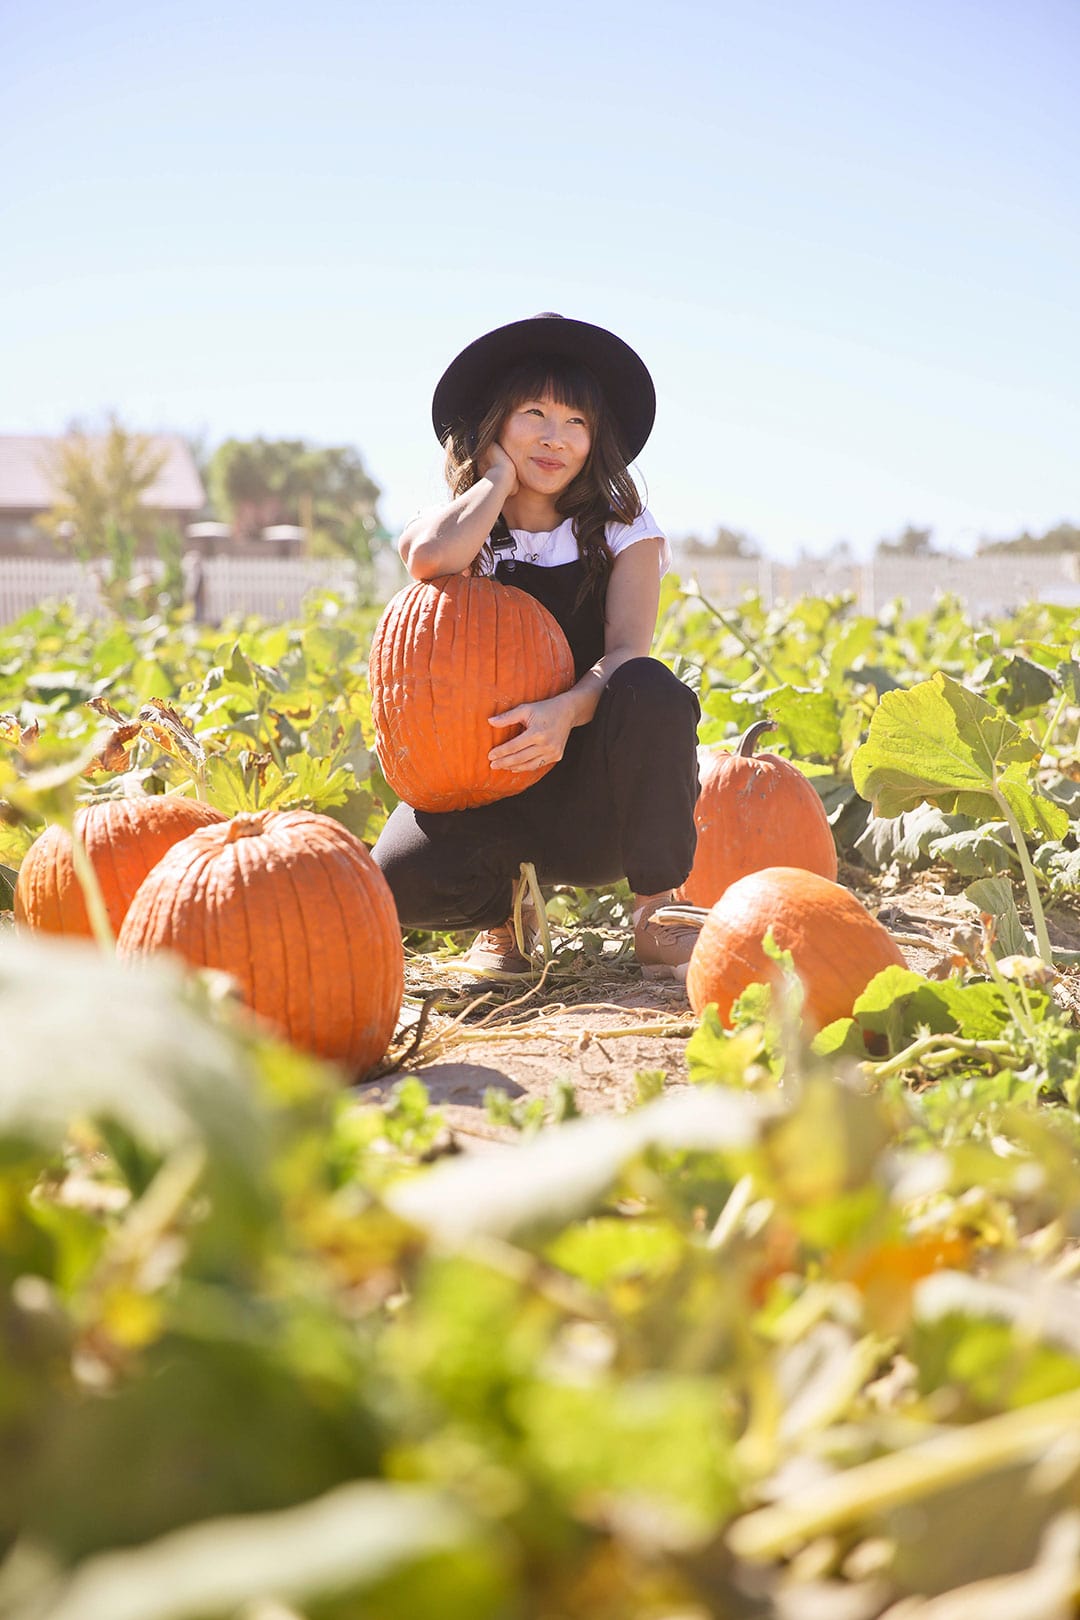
14, 796, 226, 938
687, 866, 906, 1032
117, 809, 404, 1075
369, 572, 575, 812
677, 719, 837, 908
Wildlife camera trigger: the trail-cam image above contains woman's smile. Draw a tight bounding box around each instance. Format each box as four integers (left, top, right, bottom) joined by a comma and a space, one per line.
500, 395, 591, 499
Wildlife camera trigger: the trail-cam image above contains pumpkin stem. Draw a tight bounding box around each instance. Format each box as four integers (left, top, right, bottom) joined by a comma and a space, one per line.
225, 813, 266, 843
737, 718, 778, 758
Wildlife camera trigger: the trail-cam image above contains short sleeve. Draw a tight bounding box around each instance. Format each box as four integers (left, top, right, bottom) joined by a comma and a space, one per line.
606, 507, 671, 577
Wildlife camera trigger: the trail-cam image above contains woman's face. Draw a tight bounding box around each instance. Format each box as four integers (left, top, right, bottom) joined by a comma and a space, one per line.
498, 394, 592, 496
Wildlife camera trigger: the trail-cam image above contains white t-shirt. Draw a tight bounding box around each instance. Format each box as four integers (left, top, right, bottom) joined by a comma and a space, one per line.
492, 508, 670, 576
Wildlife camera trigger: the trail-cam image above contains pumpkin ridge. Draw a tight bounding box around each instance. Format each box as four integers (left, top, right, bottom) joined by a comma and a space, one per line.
320, 840, 362, 1054
298, 825, 347, 1053
188, 843, 222, 970
144, 839, 190, 954
85, 806, 122, 932
430, 585, 461, 805
262, 815, 316, 1052
343, 837, 394, 1050
458, 578, 482, 791
260, 816, 296, 1030
234, 827, 262, 1012
329, 835, 376, 1054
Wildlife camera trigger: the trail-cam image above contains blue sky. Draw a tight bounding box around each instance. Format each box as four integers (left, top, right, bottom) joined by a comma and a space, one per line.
3, 0, 1077, 557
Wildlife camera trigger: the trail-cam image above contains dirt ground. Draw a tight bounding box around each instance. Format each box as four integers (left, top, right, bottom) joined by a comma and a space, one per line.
363, 866, 1080, 1147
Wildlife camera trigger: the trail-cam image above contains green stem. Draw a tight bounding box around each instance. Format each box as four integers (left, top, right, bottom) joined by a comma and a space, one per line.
70, 829, 115, 951
992, 790, 1054, 964
982, 948, 1041, 1040
515, 861, 552, 962
258, 693, 288, 773
707, 1174, 756, 1251
1038, 688, 1069, 761
682, 585, 786, 687
727, 1386, 1080, 1562
863, 1033, 1017, 1081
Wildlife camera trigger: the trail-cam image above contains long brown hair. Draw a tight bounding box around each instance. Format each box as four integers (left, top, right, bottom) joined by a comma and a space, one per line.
442, 356, 642, 603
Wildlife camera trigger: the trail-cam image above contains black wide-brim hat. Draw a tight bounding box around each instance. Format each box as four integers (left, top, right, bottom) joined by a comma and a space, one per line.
431, 312, 656, 463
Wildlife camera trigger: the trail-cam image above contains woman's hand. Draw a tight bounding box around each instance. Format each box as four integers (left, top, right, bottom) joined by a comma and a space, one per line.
488, 693, 574, 773
477, 438, 519, 497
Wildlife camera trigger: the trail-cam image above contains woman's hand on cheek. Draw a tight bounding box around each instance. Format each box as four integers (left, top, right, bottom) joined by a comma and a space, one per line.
477, 439, 520, 495
488, 694, 574, 773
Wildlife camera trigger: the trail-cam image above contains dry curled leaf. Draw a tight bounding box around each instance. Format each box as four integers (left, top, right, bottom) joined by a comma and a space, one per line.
0, 714, 40, 749
137, 700, 206, 768
239, 750, 274, 788
90, 723, 143, 775
87, 696, 128, 725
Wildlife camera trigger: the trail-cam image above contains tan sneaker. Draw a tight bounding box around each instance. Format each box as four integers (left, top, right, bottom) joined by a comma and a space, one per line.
459, 875, 545, 979
633, 901, 709, 981
460, 921, 533, 978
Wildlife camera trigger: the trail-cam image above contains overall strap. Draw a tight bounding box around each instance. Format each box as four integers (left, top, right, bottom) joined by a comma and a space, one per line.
489, 512, 516, 562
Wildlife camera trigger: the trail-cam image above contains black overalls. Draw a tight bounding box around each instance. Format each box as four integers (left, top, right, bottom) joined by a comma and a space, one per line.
370, 541, 700, 932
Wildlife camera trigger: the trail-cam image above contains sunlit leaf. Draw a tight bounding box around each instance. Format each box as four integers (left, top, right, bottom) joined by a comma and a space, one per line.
387, 1087, 764, 1245
852, 672, 1068, 839
14, 1482, 481, 1620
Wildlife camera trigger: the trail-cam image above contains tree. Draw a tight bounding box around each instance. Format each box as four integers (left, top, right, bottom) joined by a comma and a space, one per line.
37, 417, 187, 616
39, 416, 168, 563
875, 524, 937, 559
710, 525, 761, 559
678, 525, 760, 558
976, 521, 1080, 555
207, 438, 382, 560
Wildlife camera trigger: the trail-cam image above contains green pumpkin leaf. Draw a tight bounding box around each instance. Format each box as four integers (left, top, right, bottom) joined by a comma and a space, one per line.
854, 803, 964, 871
965, 876, 1031, 957
852, 672, 1068, 840
985, 654, 1057, 716
929, 826, 1020, 878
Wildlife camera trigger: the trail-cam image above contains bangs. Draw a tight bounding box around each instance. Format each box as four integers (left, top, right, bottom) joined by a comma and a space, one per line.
497, 357, 605, 424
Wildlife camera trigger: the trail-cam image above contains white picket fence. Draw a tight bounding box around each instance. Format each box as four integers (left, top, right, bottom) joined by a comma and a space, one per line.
1, 550, 1078, 626
0, 558, 104, 623
669, 551, 1080, 615
198, 556, 382, 621
0, 552, 408, 626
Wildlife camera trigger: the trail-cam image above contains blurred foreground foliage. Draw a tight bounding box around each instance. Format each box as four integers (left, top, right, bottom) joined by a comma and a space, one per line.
1, 582, 1080, 1615
1, 931, 1078, 1619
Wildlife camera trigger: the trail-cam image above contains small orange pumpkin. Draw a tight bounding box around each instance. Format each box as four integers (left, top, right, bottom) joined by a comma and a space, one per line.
686, 865, 906, 1031
369, 573, 575, 812
14, 796, 226, 938
677, 720, 837, 908
117, 809, 403, 1075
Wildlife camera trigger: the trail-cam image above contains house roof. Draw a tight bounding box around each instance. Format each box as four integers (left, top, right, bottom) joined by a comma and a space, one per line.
0, 434, 206, 514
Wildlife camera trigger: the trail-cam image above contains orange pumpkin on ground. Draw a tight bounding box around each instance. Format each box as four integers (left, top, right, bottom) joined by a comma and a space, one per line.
677, 720, 837, 908
117, 809, 403, 1074
369, 573, 575, 812
686, 865, 906, 1031
14, 796, 226, 938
